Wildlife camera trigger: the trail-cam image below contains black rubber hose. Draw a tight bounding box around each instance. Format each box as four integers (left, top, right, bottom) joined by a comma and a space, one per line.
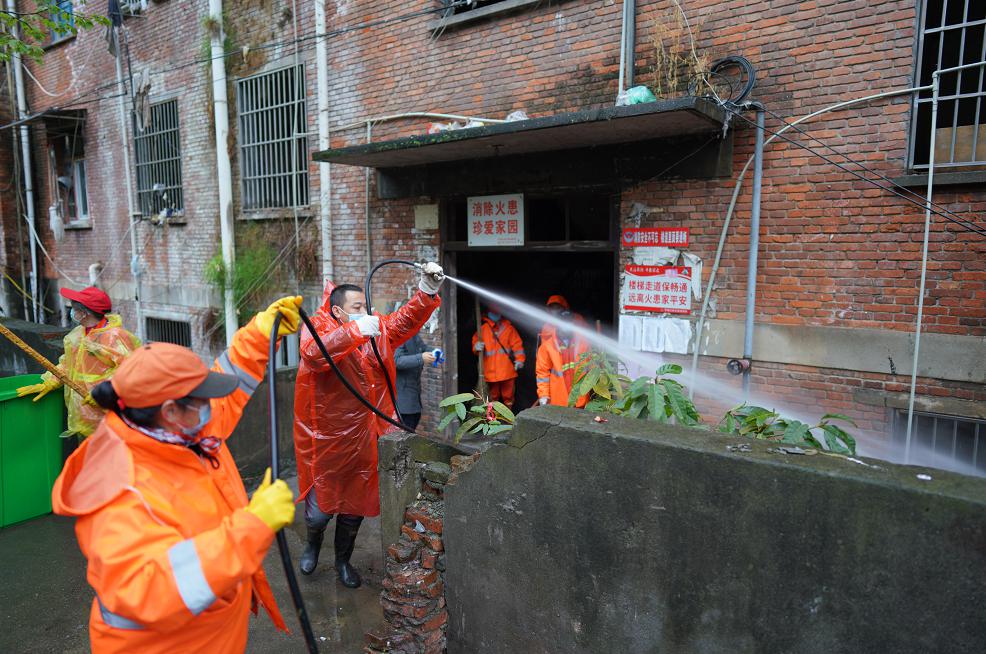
298, 306, 418, 434
363, 258, 420, 428
266, 313, 319, 654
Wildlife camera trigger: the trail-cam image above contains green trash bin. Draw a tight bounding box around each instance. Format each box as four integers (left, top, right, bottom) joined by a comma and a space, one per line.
0, 374, 66, 527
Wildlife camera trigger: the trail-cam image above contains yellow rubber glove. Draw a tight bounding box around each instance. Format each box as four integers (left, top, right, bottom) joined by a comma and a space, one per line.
255, 296, 304, 338
245, 468, 295, 532
16, 376, 63, 403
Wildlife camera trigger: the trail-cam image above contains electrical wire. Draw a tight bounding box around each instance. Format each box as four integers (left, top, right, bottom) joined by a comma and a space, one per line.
3, 271, 56, 314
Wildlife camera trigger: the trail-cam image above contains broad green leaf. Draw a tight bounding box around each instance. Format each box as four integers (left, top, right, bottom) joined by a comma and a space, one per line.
455, 417, 483, 442
821, 424, 856, 455
656, 363, 683, 376
580, 368, 602, 397
662, 380, 700, 426
647, 384, 666, 422
585, 398, 612, 412
470, 405, 485, 414
481, 423, 492, 435
492, 401, 516, 422
628, 376, 650, 397
627, 398, 647, 419
437, 412, 457, 431
440, 392, 476, 408
804, 432, 823, 450
820, 413, 858, 427
567, 383, 582, 407
487, 424, 513, 435
455, 403, 467, 421
718, 413, 737, 434
593, 378, 612, 400
781, 420, 810, 445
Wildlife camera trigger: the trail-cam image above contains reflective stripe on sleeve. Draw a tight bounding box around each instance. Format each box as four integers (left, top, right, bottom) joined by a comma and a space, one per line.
167, 539, 216, 616
97, 597, 145, 631
217, 350, 260, 396
551, 369, 564, 377
536, 377, 550, 384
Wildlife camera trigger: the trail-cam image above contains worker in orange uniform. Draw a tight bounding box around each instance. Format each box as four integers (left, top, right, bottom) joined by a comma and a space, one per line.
16, 286, 140, 439
294, 263, 444, 587
536, 309, 590, 407
51, 296, 304, 654
538, 294, 587, 343
472, 304, 525, 409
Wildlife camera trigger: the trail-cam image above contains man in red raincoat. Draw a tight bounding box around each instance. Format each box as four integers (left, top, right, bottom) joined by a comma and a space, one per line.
293, 262, 444, 587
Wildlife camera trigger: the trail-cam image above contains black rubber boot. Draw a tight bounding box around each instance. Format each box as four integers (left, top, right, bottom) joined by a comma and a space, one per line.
334, 515, 363, 589
299, 526, 325, 576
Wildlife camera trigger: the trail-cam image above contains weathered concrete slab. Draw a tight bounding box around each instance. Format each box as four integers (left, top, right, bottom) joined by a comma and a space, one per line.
445, 406, 986, 653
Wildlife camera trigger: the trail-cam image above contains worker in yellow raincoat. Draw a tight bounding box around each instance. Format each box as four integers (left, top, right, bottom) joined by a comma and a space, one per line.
16, 286, 140, 439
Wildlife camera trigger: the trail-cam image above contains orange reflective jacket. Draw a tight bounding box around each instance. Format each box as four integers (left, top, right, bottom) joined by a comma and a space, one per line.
536, 330, 590, 407
51, 318, 286, 654
294, 284, 441, 517
472, 317, 525, 383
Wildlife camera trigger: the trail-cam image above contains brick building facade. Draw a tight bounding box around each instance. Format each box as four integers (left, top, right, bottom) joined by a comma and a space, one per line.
2, 0, 985, 467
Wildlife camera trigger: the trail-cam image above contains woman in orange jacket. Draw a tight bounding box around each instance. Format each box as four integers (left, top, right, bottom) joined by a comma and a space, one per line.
536, 310, 590, 407
51, 296, 303, 654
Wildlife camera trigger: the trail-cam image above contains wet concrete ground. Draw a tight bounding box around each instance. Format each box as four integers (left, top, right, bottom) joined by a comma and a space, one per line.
0, 474, 385, 653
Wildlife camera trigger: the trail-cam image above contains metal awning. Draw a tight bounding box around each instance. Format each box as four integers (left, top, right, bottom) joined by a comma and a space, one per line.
315, 97, 725, 168
0, 108, 84, 133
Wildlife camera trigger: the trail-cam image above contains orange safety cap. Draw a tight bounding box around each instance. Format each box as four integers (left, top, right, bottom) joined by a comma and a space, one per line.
111, 342, 238, 408
545, 294, 570, 309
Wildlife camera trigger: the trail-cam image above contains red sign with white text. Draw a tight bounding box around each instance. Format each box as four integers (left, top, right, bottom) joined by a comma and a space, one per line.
621, 227, 689, 248
622, 265, 692, 314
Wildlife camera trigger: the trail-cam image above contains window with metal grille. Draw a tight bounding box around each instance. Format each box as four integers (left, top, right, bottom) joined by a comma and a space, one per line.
910, 1, 986, 168
443, 0, 510, 15
236, 65, 309, 210
145, 317, 192, 348
134, 100, 183, 217
892, 409, 986, 473
48, 0, 75, 45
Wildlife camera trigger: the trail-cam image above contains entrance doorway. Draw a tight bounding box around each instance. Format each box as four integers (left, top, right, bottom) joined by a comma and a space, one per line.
442, 193, 617, 411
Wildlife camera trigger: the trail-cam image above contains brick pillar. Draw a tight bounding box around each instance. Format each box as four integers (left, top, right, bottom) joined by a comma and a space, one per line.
365, 453, 482, 654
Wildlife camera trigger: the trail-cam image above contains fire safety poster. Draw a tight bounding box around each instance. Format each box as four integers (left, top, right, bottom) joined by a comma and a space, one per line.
622, 265, 692, 314
467, 194, 524, 247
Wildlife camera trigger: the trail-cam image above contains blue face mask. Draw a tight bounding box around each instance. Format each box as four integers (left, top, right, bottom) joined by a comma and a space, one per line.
488, 312, 501, 322
180, 403, 212, 437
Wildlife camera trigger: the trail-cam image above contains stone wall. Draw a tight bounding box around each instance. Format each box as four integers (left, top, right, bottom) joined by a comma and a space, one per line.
440, 406, 986, 653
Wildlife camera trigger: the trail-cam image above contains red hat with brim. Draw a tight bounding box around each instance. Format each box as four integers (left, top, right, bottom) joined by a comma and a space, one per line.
60, 286, 112, 314
111, 342, 239, 409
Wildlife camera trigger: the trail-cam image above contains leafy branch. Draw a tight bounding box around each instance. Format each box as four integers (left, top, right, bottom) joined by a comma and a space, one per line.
1, 2, 109, 63
718, 404, 858, 455
437, 391, 516, 443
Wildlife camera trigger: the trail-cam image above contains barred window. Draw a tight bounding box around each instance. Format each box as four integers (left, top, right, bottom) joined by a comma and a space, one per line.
236, 64, 309, 210
145, 317, 192, 347
892, 410, 986, 474
48, 0, 75, 45
134, 100, 183, 217
910, 1, 986, 167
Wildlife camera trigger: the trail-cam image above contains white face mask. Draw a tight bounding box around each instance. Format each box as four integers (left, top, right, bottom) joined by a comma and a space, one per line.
335, 307, 366, 323
71, 308, 86, 324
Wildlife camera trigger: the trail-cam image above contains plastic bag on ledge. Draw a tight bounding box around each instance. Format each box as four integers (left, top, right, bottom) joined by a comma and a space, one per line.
616, 85, 657, 106
505, 110, 529, 121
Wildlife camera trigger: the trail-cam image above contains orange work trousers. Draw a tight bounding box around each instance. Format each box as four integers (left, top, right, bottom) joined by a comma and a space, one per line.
488, 379, 515, 409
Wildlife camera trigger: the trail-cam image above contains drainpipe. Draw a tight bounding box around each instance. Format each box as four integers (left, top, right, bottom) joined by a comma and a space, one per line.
114, 26, 144, 338
7, 0, 40, 322
316, 0, 333, 283
741, 107, 765, 396
624, 0, 636, 89
209, 0, 238, 345
365, 122, 372, 279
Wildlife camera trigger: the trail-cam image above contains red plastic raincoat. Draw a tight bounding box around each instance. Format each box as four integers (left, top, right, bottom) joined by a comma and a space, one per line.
293, 283, 440, 517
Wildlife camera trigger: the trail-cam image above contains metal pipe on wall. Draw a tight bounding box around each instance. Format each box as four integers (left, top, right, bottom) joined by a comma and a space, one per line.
741, 108, 765, 396
315, 0, 333, 284
624, 0, 636, 89
208, 0, 238, 345
7, 0, 40, 323
365, 122, 372, 287
113, 26, 144, 339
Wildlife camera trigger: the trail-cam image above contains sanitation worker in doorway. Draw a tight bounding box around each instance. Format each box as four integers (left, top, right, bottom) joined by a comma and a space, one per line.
16, 286, 140, 439
472, 305, 525, 409
537, 309, 590, 407
293, 262, 444, 587
50, 295, 304, 654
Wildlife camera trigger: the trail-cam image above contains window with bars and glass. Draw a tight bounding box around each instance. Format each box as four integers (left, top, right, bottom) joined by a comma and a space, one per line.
145, 317, 192, 348
892, 410, 986, 474
910, 1, 986, 168
134, 99, 183, 217
48, 0, 75, 44
235, 65, 309, 211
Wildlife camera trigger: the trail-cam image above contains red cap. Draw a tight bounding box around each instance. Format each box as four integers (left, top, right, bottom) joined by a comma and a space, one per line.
546, 294, 570, 309
60, 286, 112, 314
110, 342, 239, 409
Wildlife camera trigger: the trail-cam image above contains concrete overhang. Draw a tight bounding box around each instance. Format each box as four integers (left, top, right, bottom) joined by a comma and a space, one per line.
314, 97, 726, 168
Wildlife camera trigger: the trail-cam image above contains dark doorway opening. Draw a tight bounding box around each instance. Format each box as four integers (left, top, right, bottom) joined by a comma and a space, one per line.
451, 251, 616, 410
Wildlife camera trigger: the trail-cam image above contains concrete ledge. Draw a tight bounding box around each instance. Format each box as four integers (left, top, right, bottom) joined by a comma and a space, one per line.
855, 388, 986, 420
701, 319, 986, 384
445, 407, 986, 653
